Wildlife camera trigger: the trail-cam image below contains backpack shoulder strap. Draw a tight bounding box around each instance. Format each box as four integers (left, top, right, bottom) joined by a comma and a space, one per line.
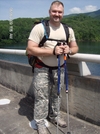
39, 20, 50, 47
61, 23, 69, 44
39, 20, 70, 47
42, 20, 50, 38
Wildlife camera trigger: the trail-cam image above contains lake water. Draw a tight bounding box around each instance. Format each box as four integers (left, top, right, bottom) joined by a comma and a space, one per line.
78, 41, 100, 55
0, 42, 100, 76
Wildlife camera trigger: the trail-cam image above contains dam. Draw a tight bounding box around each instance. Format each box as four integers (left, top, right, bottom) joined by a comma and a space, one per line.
0, 49, 100, 134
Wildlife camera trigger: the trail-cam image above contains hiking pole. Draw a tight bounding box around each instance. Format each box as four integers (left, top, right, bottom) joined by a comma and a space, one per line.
57, 54, 61, 134
64, 54, 71, 134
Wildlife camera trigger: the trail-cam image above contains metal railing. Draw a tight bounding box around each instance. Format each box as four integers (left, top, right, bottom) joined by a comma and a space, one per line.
0, 48, 100, 63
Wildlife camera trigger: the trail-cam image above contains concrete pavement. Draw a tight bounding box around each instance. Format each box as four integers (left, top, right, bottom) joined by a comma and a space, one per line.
0, 84, 100, 134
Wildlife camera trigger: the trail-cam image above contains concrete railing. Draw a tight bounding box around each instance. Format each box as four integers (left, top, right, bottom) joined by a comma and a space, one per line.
0, 49, 100, 63
0, 48, 100, 76
0, 49, 100, 126
0, 49, 100, 62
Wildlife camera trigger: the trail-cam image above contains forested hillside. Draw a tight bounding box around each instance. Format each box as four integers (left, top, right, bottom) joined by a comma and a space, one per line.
0, 14, 100, 45
63, 15, 100, 41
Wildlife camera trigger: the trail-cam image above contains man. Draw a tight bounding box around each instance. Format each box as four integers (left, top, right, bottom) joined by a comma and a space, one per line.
26, 1, 78, 134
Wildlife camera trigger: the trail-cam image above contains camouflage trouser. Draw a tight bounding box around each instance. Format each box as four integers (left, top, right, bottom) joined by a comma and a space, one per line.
32, 67, 64, 122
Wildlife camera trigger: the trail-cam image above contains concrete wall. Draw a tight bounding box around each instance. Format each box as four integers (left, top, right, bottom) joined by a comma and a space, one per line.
0, 60, 100, 126
61, 75, 100, 126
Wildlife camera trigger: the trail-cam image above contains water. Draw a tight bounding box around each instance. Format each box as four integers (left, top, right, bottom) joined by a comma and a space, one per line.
78, 41, 100, 54
78, 42, 100, 76
0, 44, 28, 64
0, 53, 29, 64
0, 42, 100, 76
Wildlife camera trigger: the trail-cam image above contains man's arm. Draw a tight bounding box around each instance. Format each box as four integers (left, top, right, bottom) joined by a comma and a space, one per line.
68, 41, 79, 55
62, 41, 78, 55
26, 40, 54, 57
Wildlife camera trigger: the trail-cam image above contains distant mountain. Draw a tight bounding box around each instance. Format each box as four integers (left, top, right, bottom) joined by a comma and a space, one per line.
85, 9, 100, 18
64, 9, 100, 19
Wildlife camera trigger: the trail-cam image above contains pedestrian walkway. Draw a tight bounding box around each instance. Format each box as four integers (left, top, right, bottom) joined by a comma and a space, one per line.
0, 84, 100, 134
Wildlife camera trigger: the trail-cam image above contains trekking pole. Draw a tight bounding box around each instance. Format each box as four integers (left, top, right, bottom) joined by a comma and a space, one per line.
57, 54, 61, 134
64, 54, 71, 134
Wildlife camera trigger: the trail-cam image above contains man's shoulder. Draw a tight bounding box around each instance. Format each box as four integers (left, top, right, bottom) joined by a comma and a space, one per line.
68, 27, 74, 33
61, 23, 73, 33
33, 22, 44, 33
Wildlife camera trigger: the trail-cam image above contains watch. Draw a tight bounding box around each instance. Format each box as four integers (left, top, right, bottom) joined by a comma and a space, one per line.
69, 49, 72, 54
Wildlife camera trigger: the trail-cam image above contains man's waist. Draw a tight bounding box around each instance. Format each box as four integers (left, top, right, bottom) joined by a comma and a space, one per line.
35, 58, 64, 69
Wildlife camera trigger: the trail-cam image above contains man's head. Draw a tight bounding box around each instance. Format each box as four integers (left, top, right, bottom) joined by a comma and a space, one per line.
49, 1, 64, 25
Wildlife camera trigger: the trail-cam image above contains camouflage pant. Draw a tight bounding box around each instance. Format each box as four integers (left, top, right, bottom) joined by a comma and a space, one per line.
32, 67, 65, 122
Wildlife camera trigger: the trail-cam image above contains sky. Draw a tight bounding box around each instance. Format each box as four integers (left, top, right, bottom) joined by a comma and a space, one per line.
0, 0, 100, 20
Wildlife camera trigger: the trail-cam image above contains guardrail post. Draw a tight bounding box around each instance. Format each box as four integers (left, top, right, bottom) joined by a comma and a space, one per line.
78, 61, 91, 76
67, 60, 91, 76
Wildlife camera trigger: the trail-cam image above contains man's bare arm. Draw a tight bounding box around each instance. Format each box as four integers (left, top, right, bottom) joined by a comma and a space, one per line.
26, 40, 54, 56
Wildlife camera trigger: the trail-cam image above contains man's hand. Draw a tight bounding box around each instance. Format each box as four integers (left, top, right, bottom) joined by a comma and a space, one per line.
54, 44, 64, 55
63, 45, 70, 54
54, 43, 70, 55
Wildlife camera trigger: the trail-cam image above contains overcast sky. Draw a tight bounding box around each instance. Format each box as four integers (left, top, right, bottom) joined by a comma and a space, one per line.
0, 0, 100, 20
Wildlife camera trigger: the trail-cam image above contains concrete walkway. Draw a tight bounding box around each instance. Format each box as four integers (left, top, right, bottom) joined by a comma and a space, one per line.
0, 84, 100, 134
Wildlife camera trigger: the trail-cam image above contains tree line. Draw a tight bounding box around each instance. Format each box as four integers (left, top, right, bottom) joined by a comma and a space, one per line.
0, 14, 100, 46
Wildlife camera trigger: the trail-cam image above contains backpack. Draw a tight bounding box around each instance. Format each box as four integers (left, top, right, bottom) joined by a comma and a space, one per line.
26, 20, 69, 71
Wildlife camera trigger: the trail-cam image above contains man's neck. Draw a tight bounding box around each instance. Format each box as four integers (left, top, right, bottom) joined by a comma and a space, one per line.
49, 20, 60, 27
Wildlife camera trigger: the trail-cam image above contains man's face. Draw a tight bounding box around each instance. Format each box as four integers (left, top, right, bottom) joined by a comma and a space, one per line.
49, 4, 64, 23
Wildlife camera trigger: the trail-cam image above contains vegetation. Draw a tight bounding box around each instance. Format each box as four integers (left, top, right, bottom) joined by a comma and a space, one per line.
0, 14, 100, 46
62, 15, 100, 42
